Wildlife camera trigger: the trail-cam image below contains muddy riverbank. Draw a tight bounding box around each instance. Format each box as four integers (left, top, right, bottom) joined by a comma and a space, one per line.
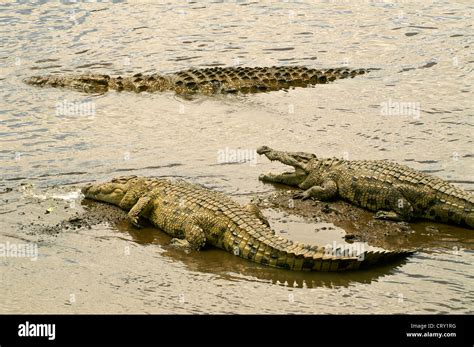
1, 1, 472, 313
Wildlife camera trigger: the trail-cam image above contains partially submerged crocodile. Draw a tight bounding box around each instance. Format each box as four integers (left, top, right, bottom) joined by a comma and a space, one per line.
82, 176, 412, 271
257, 146, 474, 228
25, 66, 371, 95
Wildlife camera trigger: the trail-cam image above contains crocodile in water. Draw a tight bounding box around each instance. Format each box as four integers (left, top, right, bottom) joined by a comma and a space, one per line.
257, 146, 474, 228
25, 66, 372, 95
81, 176, 413, 271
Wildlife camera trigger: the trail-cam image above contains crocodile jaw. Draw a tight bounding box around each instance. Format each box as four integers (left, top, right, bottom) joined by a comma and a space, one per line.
257, 145, 316, 186
257, 145, 315, 169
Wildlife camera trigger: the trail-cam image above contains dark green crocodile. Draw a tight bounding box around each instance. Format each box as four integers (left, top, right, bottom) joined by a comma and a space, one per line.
25, 66, 371, 95
81, 176, 412, 272
257, 146, 474, 228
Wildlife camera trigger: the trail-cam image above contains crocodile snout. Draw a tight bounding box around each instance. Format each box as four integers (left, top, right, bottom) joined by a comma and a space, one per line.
256, 145, 272, 155
81, 184, 93, 196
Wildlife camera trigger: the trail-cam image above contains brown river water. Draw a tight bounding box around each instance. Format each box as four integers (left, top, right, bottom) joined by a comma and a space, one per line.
0, 1, 473, 314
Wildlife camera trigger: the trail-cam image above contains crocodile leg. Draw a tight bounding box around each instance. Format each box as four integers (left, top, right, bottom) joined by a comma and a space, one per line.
374, 211, 405, 221
171, 215, 207, 251
243, 203, 270, 227
127, 195, 152, 228
293, 180, 338, 201
374, 188, 414, 222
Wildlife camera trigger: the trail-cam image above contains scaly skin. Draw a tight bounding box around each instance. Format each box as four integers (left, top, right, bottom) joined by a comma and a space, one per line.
25, 66, 372, 95
257, 146, 474, 228
81, 176, 413, 272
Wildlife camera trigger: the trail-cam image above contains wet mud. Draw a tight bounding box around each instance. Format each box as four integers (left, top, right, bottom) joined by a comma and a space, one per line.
253, 186, 473, 252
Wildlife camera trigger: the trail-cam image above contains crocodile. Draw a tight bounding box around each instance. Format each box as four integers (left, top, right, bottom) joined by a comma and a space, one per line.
81, 176, 413, 272
257, 146, 474, 228
24, 66, 371, 95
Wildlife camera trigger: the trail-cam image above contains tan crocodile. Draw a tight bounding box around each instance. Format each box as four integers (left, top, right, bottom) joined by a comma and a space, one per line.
257, 146, 474, 228
25, 66, 372, 95
81, 176, 413, 272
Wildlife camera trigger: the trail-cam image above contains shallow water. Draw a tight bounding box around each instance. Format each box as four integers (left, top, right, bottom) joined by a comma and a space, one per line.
1, 1, 473, 314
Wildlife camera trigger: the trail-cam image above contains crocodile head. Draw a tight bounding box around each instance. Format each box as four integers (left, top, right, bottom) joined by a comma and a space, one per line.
81, 175, 139, 206
257, 145, 316, 186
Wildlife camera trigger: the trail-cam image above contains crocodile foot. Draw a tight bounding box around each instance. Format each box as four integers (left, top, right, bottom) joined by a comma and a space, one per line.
374, 211, 404, 222
292, 191, 312, 200
170, 238, 192, 250
128, 216, 144, 229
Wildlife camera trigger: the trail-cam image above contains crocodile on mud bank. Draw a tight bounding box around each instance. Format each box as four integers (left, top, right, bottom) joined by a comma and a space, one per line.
257, 146, 474, 228
24, 66, 372, 95
81, 176, 413, 272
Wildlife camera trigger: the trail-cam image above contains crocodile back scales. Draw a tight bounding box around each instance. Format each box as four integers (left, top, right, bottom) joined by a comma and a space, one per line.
25, 66, 371, 95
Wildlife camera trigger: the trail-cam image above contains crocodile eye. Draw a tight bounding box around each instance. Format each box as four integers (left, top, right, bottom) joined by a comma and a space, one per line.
112, 175, 137, 183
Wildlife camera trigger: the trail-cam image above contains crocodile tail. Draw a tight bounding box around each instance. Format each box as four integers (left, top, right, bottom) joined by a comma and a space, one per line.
239, 233, 414, 272
24, 74, 112, 93
169, 66, 373, 94
282, 245, 413, 272
248, 66, 373, 91
357, 248, 416, 269
423, 202, 474, 228
310, 67, 372, 83
292, 248, 415, 272
275, 67, 374, 90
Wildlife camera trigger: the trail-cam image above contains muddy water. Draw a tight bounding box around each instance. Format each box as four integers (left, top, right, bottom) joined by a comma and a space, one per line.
1, 1, 473, 313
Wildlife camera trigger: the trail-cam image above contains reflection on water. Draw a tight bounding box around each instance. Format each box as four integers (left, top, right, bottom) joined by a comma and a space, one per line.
0, 1, 473, 313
